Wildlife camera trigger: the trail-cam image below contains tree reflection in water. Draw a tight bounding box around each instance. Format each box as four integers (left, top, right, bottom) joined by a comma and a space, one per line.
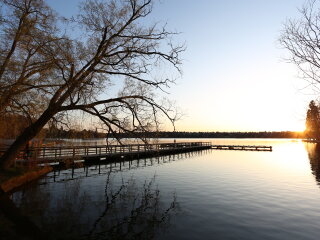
12, 173, 178, 240
305, 143, 320, 184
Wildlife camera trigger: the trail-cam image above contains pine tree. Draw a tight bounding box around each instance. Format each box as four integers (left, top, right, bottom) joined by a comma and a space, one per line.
306, 100, 320, 140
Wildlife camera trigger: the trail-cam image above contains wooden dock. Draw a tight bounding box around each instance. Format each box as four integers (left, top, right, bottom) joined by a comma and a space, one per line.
0, 142, 212, 166
0, 142, 273, 167
211, 145, 272, 151
48, 150, 211, 182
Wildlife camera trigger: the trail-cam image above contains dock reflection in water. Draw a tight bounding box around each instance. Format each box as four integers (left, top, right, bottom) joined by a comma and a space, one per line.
10, 150, 209, 239
48, 149, 209, 183
8, 140, 320, 240
12, 174, 179, 239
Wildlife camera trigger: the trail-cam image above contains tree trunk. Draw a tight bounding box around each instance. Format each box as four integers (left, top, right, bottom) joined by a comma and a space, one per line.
0, 108, 56, 169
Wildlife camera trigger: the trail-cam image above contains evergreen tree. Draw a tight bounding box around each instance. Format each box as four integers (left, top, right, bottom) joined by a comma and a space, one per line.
306, 100, 320, 140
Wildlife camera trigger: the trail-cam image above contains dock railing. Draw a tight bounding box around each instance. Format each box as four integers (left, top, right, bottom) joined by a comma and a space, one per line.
0, 142, 211, 163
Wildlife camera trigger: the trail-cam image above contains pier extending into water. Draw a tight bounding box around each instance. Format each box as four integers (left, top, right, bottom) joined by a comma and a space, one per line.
0, 142, 211, 166
211, 145, 272, 151
0, 142, 273, 167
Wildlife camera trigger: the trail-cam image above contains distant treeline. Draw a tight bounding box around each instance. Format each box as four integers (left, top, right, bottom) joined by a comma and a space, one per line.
1, 114, 304, 139
45, 127, 106, 139
110, 131, 304, 139
45, 129, 305, 139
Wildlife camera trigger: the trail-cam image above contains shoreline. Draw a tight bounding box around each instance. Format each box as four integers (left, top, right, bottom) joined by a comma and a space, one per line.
0, 166, 52, 193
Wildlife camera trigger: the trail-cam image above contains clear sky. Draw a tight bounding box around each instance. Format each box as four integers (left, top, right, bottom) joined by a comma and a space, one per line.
47, 0, 314, 132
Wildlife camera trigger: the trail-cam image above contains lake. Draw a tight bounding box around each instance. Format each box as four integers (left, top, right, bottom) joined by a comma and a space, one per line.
9, 139, 320, 239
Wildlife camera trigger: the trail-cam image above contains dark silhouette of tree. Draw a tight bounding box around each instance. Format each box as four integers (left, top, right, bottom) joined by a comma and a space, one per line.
279, 0, 320, 140
0, 0, 183, 169
305, 143, 320, 185
280, 0, 320, 91
305, 100, 320, 140
0, 0, 60, 118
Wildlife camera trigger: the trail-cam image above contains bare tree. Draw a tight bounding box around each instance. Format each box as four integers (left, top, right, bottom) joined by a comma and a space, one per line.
0, 0, 184, 169
0, 0, 61, 119
280, 0, 320, 92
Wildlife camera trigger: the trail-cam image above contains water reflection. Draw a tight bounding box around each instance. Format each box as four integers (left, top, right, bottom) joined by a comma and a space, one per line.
45, 149, 211, 184
305, 143, 320, 184
7, 140, 320, 240
12, 172, 180, 239
8, 150, 213, 239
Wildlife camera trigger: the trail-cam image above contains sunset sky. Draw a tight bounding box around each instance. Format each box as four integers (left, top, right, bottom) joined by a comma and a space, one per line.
47, 0, 315, 132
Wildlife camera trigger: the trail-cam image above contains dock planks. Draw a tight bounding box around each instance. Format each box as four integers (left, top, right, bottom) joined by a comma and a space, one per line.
0, 142, 273, 167
211, 145, 272, 151
0, 142, 212, 165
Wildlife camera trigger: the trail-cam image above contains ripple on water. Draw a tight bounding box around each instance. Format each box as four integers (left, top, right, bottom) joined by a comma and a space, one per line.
11, 140, 320, 240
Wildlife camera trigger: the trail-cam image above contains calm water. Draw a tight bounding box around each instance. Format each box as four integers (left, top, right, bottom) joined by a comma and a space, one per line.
10, 139, 320, 239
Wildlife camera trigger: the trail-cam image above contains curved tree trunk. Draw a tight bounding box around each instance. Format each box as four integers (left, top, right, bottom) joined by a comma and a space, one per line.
0, 108, 56, 170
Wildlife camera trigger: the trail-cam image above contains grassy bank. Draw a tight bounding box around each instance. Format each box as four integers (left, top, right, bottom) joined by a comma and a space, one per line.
0, 166, 52, 193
